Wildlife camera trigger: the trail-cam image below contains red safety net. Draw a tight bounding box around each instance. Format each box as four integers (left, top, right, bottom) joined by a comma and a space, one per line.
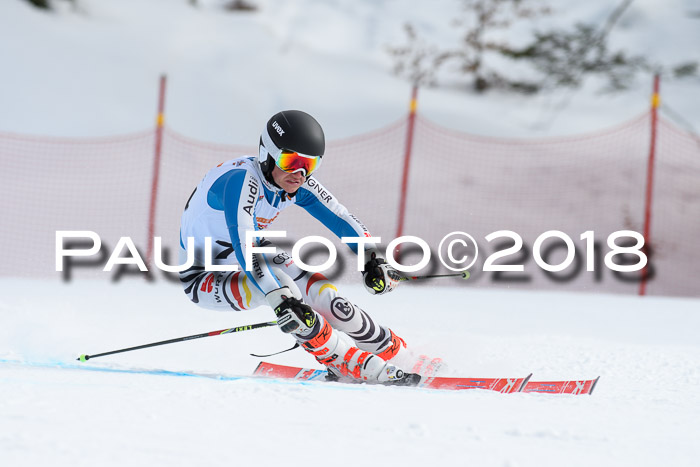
1, 113, 699, 297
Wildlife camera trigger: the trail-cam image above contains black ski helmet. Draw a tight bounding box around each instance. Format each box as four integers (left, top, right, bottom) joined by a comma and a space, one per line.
258, 110, 325, 179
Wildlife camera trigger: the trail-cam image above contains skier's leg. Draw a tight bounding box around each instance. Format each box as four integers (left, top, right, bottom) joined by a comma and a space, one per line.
265, 286, 410, 383
179, 265, 268, 311
178, 242, 305, 311
279, 263, 407, 362
179, 244, 412, 382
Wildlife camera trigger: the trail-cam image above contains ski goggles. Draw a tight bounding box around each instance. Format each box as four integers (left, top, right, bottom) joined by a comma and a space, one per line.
275, 150, 322, 177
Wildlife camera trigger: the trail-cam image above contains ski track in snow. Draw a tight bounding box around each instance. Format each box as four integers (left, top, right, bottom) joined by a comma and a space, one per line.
1, 280, 699, 467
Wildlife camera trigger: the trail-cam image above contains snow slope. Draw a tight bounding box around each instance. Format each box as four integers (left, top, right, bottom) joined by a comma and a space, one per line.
1, 280, 699, 467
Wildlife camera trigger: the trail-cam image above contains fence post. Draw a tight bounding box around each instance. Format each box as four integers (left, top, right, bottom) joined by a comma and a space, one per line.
394, 85, 418, 261
146, 74, 167, 272
639, 73, 660, 296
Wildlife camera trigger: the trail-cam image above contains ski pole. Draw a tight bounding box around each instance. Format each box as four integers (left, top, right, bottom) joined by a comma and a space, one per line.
399, 270, 471, 282
77, 320, 278, 362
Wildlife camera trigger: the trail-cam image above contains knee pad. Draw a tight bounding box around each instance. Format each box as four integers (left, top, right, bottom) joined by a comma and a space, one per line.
326, 297, 396, 354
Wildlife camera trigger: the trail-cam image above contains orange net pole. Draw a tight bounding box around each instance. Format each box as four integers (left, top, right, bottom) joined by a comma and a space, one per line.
146, 74, 167, 271
639, 74, 660, 296
394, 85, 418, 261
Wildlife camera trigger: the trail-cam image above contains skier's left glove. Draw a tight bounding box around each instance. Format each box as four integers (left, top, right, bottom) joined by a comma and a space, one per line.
266, 287, 317, 335
362, 252, 402, 295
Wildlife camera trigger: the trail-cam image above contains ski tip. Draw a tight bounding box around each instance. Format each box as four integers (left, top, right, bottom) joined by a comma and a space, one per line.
518, 373, 534, 392
461, 271, 471, 280
589, 376, 601, 395
252, 361, 266, 375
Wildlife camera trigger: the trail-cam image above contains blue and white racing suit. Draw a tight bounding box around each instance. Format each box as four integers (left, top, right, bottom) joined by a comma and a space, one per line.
179, 156, 401, 357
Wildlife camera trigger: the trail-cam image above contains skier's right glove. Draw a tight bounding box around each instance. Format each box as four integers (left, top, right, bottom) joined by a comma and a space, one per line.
265, 287, 317, 335
362, 252, 402, 295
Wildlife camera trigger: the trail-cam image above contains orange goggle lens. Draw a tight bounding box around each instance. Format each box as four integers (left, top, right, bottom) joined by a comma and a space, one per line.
275, 151, 321, 176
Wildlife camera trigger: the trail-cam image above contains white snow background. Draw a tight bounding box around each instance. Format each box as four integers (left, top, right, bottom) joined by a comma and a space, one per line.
1, 1, 700, 466
2, 281, 700, 467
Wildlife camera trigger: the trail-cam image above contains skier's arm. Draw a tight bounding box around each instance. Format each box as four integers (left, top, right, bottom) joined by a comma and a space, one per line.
220, 170, 283, 294
295, 177, 401, 295
294, 177, 372, 252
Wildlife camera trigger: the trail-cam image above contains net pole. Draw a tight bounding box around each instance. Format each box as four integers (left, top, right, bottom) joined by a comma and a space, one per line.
394, 85, 418, 262
146, 74, 167, 272
639, 74, 660, 296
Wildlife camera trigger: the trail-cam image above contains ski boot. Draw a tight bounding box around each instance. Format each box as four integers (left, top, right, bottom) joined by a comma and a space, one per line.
303, 320, 420, 385
268, 287, 419, 385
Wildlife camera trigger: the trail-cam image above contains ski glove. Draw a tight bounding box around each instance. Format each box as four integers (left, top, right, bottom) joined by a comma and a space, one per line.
265, 287, 317, 335
362, 253, 402, 295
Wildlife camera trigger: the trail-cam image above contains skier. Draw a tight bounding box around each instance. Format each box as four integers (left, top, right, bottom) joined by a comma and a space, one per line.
179, 110, 418, 385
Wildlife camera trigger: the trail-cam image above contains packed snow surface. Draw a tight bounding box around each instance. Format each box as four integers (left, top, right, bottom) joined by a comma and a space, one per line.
1, 280, 699, 467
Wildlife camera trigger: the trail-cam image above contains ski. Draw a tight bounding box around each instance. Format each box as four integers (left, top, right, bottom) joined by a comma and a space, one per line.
410, 354, 443, 377
4, 359, 598, 395
253, 362, 532, 393
522, 378, 600, 395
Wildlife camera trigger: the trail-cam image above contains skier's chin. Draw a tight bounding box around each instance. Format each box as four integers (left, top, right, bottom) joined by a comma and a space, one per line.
282, 180, 302, 193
